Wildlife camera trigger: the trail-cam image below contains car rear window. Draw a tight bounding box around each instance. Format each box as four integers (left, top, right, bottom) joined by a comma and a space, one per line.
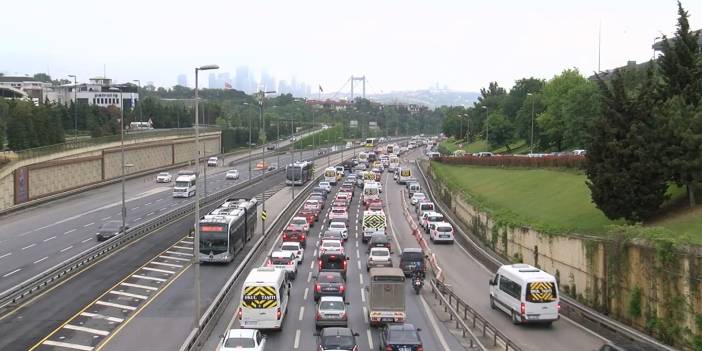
271, 256, 293, 265
333, 209, 345, 214
319, 300, 345, 310
437, 226, 452, 232
318, 274, 343, 283
402, 251, 424, 260
321, 254, 344, 268
224, 337, 255, 348
387, 330, 420, 343
526, 282, 558, 303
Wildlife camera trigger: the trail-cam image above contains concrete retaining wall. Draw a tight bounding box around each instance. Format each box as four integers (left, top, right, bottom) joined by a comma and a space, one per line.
0, 133, 221, 211
426, 163, 702, 349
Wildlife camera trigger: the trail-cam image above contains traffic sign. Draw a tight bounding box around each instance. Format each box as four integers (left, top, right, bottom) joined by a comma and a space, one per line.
261, 210, 268, 221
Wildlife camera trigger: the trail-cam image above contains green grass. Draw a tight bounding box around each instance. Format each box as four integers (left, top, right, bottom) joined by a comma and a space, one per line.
431, 163, 702, 245
294, 125, 343, 150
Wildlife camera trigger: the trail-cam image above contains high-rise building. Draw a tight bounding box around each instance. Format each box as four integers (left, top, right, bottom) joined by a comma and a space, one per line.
208, 73, 217, 89
177, 74, 188, 87
260, 70, 276, 92
235, 66, 251, 93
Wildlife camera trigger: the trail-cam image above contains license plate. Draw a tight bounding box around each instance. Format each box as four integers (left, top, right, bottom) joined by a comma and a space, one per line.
399, 347, 411, 351
440, 235, 449, 238
381, 317, 394, 322
244, 321, 257, 326
323, 288, 337, 292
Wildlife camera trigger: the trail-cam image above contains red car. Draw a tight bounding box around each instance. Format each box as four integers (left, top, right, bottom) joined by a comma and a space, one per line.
282, 229, 307, 248
298, 210, 317, 224
365, 198, 383, 210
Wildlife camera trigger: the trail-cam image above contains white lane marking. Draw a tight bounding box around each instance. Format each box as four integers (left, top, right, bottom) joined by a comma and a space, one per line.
109, 290, 148, 300
81, 238, 92, 243
132, 274, 166, 282
166, 250, 193, 257
298, 306, 305, 321
159, 255, 190, 262
155, 198, 163, 202
418, 294, 451, 351
313, 249, 318, 257
134, 217, 142, 221
133, 206, 140, 210
363, 307, 369, 323
18, 231, 31, 237
42, 340, 94, 351
100, 216, 111, 221
95, 300, 137, 311
159, 208, 168, 211
120, 282, 158, 291
83, 222, 95, 228
293, 329, 301, 349
172, 245, 191, 250
357, 261, 362, 270
303, 287, 309, 300
43, 236, 56, 242
360, 288, 366, 302
60, 246, 74, 253
0, 252, 11, 259
145, 202, 152, 206
367, 329, 374, 350
80, 312, 124, 323
309, 261, 314, 269
3, 269, 21, 277
150, 261, 183, 268
307, 271, 313, 283
356, 249, 360, 259
359, 274, 364, 285
142, 266, 175, 274
178, 241, 194, 246
146, 212, 155, 216
21, 244, 36, 250
33, 256, 48, 264
64, 324, 110, 336
64, 229, 76, 235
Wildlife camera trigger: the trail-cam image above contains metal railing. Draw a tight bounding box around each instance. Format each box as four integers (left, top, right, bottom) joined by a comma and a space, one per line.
414, 159, 677, 351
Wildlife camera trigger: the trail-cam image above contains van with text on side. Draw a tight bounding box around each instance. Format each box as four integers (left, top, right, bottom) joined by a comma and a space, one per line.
173, 174, 196, 198
489, 263, 559, 326
238, 267, 290, 330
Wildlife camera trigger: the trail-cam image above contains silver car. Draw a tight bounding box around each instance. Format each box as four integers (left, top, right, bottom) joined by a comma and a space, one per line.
315, 296, 349, 328
225, 169, 239, 180
366, 247, 392, 271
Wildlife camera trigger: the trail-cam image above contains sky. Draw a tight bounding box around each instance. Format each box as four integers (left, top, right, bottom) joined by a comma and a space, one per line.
2, 0, 701, 94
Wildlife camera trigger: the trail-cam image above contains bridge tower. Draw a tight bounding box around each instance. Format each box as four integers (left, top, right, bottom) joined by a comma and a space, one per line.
350, 76, 366, 100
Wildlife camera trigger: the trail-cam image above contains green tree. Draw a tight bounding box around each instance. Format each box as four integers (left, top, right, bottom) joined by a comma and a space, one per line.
657, 1, 702, 206
33, 73, 52, 82
6, 102, 36, 150
486, 111, 515, 150
586, 69, 668, 222
514, 93, 545, 149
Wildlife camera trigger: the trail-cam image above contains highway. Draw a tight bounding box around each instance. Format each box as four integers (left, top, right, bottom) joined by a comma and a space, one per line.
0, 139, 320, 295
386, 147, 608, 351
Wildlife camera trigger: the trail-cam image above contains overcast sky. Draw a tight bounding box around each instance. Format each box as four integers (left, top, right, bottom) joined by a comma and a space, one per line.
2, 0, 701, 94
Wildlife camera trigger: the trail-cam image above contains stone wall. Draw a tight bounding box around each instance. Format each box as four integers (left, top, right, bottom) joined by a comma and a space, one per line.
0, 172, 13, 210
28, 157, 103, 199
426, 163, 702, 349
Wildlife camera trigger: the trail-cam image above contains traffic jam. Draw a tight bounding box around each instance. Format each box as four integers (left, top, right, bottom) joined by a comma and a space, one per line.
218, 139, 444, 351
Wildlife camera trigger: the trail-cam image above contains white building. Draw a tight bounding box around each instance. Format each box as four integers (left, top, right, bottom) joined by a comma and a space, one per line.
0, 76, 52, 104
48, 77, 139, 111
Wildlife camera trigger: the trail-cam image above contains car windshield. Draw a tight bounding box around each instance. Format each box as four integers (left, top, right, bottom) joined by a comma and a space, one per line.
175, 181, 191, 188
158, 173, 169, 176
371, 250, 389, 257
387, 329, 420, 343
322, 335, 354, 348
224, 337, 255, 348
319, 300, 345, 311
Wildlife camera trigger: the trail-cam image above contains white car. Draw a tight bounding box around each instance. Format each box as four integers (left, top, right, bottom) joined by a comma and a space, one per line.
327, 221, 349, 240
366, 247, 392, 271
207, 156, 220, 167
218, 328, 266, 351
328, 207, 349, 224
280, 241, 304, 265
319, 181, 332, 193
320, 239, 344, 255
430, 222, 455, 244
156, 172, 172, 183
289, 216, 310, 232
376, 181, 383, 193
266, 251, 298, 280
225, 169, 239, 180
410, 192, 427, 206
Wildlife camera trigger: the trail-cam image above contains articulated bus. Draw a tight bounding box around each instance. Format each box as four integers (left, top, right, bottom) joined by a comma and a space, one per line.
199, 197, 258, 263
286, 161, 314, 186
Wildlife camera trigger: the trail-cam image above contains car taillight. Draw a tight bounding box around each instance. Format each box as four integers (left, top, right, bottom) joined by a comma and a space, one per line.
316, 311, 321, 320
417, 346, 424, 351
339, 285, 345, 293
283, 233, 288, 240
288, 261, 295, 267
343, 260, 347, 269
340, 311, 347, 320
520, 302, 526, 315
276, 307, 281, 320
385, 346, 393, 351
301, 234, 305, 241
266, 259, 272, 266
237, 307, 242, 320
315, 283, 321, 292
318, 260, 323, 268
557, 302, 561, 311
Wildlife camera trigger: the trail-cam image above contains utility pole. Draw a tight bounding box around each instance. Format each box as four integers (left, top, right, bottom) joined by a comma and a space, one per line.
68, 75, 78, 143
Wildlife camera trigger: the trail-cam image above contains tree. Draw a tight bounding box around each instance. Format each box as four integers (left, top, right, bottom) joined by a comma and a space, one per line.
6, 102, 36, 150
514, 93, 545, 148
586, 69, 669, 222
501, 78, 545, 123
657, 1, 702, 207
486, 111, 515, 150
33, 73, 52, 83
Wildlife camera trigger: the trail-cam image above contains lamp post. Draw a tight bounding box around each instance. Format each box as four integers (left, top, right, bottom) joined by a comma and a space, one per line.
133, 80, 143, 123
258, 89, 276, 237
108, 87, 126, 233
68, 75, 78, 143
291, 114, 295, 201
527, 93, 535, 154
482, 106, 489, 147
193, 64, 219, 330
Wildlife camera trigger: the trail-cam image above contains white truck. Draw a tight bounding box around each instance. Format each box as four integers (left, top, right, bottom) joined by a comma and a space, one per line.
367, 267, 406, 327
173, 174, 197, 198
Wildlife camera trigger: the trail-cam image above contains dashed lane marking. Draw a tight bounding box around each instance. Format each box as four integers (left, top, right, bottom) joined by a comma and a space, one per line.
293, 329, 301, 349
80, 312, 124, 323
367, 329, 374, 350
120, 282, 158, 291
60, 246, 74, 253
64, 229, 76, 235
159, 255, 190, 262
141, 266, 175, 274
109, 290, 148, 300
3, 269, 21, 277
149, 261, 183, 268
298, 306, 305, 321
21, 243, 36, 250
165, 250, 192, 257
0, 252, 12, 259
131, 274, 166, 282
42, 340, 93, 351
43, 236, 56, 242
83, 222, 95, 228
33, 257, 48, 264
95, 301, 137, 311
64, 324, 110, 336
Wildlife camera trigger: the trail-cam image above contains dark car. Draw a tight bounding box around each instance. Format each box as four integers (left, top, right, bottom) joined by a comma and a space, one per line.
598, 343, 663, 351
380, 323, 423, 351
399, 248, 426, 277
96, 220, 128, 241
367, 234, 391, 253
340, 182, 355, 193
318, 251, 349, 279
311, 187, 328, 200
266, 144, 276, 150
314, 272, 346, 301
315, 327, 359, 351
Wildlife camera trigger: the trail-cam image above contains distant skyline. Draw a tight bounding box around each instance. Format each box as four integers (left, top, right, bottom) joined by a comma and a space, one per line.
2, 0, 701, 94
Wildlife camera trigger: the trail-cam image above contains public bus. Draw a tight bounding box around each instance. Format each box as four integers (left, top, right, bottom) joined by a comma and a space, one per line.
365, 137, 377, 148
199, 197, 258, 263
286, 161, 313, 186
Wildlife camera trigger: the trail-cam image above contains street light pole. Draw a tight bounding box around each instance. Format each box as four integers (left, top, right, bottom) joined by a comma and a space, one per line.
258, 90, 276, 237
482, 106, 489, 147
133, 80, 142, 123
193, 64, 219, 331
527, 93, 535, 153
68, 75, 77, 143
109, 87, 127, 234
291, 114, 295, 201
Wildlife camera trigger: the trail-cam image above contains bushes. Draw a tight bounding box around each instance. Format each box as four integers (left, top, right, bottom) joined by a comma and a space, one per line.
436, 154, 584, 169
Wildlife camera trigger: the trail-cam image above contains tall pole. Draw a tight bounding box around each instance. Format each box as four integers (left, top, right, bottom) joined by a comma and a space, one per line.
483, 106, 489, 147
291, 115, 295, 201
276, 122, 280, 168
247, 103, 252, 180
119, 89, 126, 233
203, 143, 207, 199
133, 80, 142, 123
529, 93, 535, 153
69, 75, 78, 143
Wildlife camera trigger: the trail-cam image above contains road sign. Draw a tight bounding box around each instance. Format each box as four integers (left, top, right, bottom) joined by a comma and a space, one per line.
261, 210, 268, 221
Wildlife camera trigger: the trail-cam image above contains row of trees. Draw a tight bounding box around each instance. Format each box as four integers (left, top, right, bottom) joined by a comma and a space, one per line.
0, 99, 65, 150
587, 1, 702, 221
441, 70, 600, 152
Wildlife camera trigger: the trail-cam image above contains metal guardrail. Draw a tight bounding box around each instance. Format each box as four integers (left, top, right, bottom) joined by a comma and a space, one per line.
179, 146, 360, 351
414, 159, 677, 351
430, 279, 521, 351
0, 166, 284, 314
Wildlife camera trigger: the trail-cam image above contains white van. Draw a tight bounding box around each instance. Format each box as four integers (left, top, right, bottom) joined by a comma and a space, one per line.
362, 182, 380, 206
489, 264, 559, 325
416, 202, 435, 219
173, 174, 197, 198
430, 222, 454, 244
324, 167, 338, 185
239, 267, 290, 330
408, 183, 421, 197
